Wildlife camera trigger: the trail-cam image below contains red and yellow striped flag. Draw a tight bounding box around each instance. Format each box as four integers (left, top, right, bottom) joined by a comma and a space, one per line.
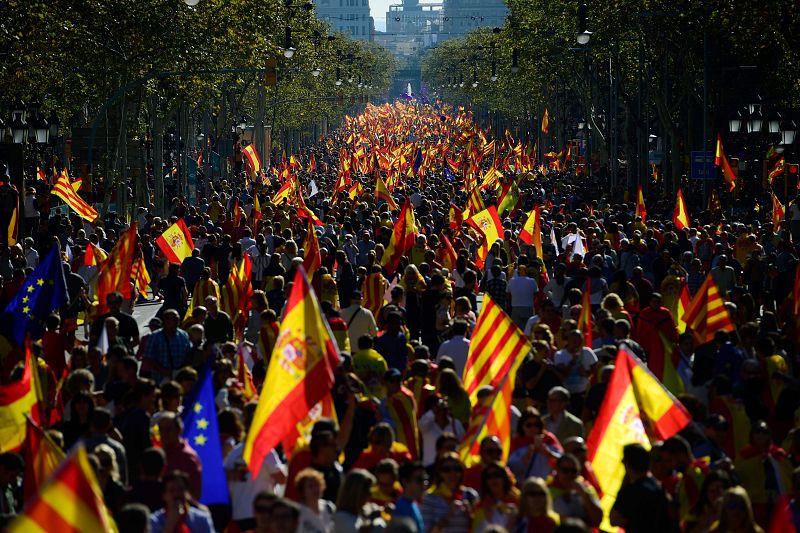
302, 220, 321, 279
587, 346, 691, 531
459, 369, 516, 467
130, 253, 150, 297
375, 173, 398, 210
23, 417, 66, 501
51, 170, 98, 222
36, 167, 47, 182
466, 186, 485, 215
363, 271, 388, 318
94, 224, 138, 316
236, 344, 257, 402
71, 177, 82, 192
682, 275, 735, 344
634, 185, 647, 222
673, 188, 690, 230
243, 144, 262, 177
244, 267, 340, 474
676, 282, 691, 334
220, 254, 253, 335
578, 279, 593, 348
83, 242, 108, 266
347, 181, 363, 201
0, 346, 44, 453
272, 180, 293, 205
8, 444, 117, 532
381, 199, 416, 275
541, 108, 550, 134
772, 192, 785, 232
715, 134, 737, 191
155, 218, 194, 264
519, 205, 543, 259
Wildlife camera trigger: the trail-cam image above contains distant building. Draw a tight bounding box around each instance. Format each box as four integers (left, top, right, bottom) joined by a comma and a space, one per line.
440, 0, 507, 40
315, 0, 374, 41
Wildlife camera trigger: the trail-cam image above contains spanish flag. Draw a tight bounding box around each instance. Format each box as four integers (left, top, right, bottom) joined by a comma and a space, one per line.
460, 296, 530, 464
155, 218, 194, 264
243, 144, 262, 177
587, 346, 691, 531
682, 275, 735, 344
541, 108, 550, 134
634, 185, 647, 222
94, 224, 138, 316
772, 192, 785, 232
244, 267, 340, 475
0, 346, 44, 453
375, 173, 398, 210
272, 180, 293, 205
673, 188, 690, 230
715, 134, 737, 191
302, 220, 321, 279
381, 199, 416, 275
466, 205, 503, 270
577, 279, 593, 347
220, 254, 253, 334
8, 444, 118, 532
437, 231, 458, 271
83, 242, 108, 266
8, 193, 19, 247
519, 204, 543, 260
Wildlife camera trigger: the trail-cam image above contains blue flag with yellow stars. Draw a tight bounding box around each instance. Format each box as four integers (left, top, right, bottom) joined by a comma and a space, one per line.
2, 245, 68, 347
181, 361, 229, 505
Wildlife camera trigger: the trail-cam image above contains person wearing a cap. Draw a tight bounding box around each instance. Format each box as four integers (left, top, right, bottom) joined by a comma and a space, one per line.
340, 290, 377, 351
610, 443, 670, 532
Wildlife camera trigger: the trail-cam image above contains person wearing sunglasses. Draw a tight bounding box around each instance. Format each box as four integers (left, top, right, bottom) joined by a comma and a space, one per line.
421, 452, 478, 532
516, 476, 560, 533
471, 461, 520, 533
546, 454, 602, 528
508, 407, 563, 485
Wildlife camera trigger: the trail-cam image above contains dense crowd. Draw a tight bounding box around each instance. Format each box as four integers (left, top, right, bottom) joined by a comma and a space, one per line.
1, 101, 800, 533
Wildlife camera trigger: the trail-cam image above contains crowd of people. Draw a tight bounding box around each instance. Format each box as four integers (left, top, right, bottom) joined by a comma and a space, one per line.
1, 100, 800, 533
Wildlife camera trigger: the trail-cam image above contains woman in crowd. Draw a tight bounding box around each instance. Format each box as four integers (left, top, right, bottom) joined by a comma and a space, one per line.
421, 452, 478, 532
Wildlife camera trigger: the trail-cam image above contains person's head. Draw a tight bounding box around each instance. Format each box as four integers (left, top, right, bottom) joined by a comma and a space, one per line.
566, 329, 585, 351
94, 443, 120, 482
693, 469, 732, 516
749, 420, 772, 453
555, 453, 582, 486
162, 470, 190, 507
295, 468, 326, 505
562, 436, 588, 463
252, 492, 280, 530
622, 443, 650, 477
204, 295, 219, 313
375, 458, 399, 494
398, 460, 427, 500
481, 460, 514, 500
89, 407, 114, 434
350, 290, 363, 306
450, 319, 469, 337
336, 469, 376, 516
432, 452, 464, 491
547, 386, 570, 418
309, 430, 338, 466
519, 476, 553, 517
718, 486, 758, 532
269, 498, 301, 533
649, 292, 663, 310
156, 413, 183, 449
368, 422, 395, 453
161, 309, 180, 332
117, 504, 150, 533
661, 435, 693, 472
384, 368, 404, 395
140, 447, 166, 480
106, 292, 123, 312
479, 436, 503, 465
517, 406, 543, 438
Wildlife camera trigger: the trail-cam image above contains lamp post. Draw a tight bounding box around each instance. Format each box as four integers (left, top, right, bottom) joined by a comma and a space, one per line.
576, 3, 592, 45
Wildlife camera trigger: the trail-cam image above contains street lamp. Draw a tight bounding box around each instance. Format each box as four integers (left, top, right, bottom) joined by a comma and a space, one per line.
576, 3, 592, 45
32, 112, 49, 144
768, 111, 782, 134
311, 66, 321, 77
781, 120, 797, 146
183, 0, 201, 5
490, 61, 497, 82
510, 49, 520, 74
48, 111, 60, 140
283, 27, 295, 59
471, 69, 478, 88
335, 67, 342, 85
10, 111, 27, 144
748, 107, 763, 133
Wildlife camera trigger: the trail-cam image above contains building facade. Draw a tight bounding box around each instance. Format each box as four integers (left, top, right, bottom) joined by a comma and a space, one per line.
315, 0, 374, 41
440, 0, 507, 40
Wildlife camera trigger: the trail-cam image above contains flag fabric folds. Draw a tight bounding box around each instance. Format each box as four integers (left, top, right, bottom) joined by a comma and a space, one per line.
375, 173, 398, 210
244, 267, 341, 475
83, 242, 108, 266
220, 254, 253, 334
243, 144, 262, 177
131, 253, 151, 297
519, 205, 543, 260
381, 199, 416, 275
578, 279, 593, 348
715, 134, 737, 191
466, 205, 503, 270
182, 362, 230, 505
635, 185, 647, 222
7, 444, 117, 532
155, 218, 194, 264
8, 194, 19, 247
302, 221, 321, 279
772, 193, 785, 232
51, 170, 98, 222
587, 346, 692, 531
94, 225, 138, 316
459, 369, 515, 467
0, 347, 44, 453
2, 245, 69, 346
541, 108, 550, 134
673, 188, 690, 230
23, 417, 66, 501
682, 275, 735, 344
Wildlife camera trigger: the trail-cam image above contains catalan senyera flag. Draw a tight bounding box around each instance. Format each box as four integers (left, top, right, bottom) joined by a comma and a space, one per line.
83, 242, 108, 266
578, 279, 593, 348
220, 254, 253, 334
673, 188, 690, 230
459, 366, 516, 467
772, 192, 785, 232
52, 170, 98, 222
375, 173, 398, 210
243, 144, 262, 177
131, 252, 151, 297
0, 346, 44, 453
634, 185, 647, 222
466, 186, 485, 215
23, 416, 66, 501
94, 224, 138, 315
244, 266, 340, 475
587, 346, 691, 531
71, 177, 82, 192
381, 199, 416, 275
363, 271, 389, 319
155, 218, 194, 264
715, 134, 737, 191
235, 345, 258, 402
462, 295, 532, 403
302, 221, 321, 279
8, 444, 118, 533
465, 205, 503, 270
541, 108, 550, 134
682, 275, 735, 344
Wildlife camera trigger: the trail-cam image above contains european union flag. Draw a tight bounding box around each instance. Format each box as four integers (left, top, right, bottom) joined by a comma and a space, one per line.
182, 362, 230, 505
444, 166, 454, 182
2, 245, 68, 346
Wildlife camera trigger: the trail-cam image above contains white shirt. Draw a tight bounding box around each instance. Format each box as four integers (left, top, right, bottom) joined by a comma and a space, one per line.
239, 237, 256, 250
554, 347, 598, 394
418, 410, 465, 466
543, 277, 570, 307
340, 305, 378, 350
437, 335, 470, 377
224, 442, 286, 520
298, 501, 336, 533
507, 276, 538, 308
